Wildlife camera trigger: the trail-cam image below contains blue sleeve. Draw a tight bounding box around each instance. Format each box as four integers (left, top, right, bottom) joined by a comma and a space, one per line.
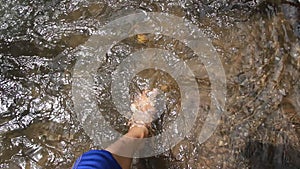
72, 150, 122, 169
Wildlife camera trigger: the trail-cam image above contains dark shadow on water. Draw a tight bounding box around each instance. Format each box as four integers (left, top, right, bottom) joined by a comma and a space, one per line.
136, 157, 167, 169
243, 141, 300, 169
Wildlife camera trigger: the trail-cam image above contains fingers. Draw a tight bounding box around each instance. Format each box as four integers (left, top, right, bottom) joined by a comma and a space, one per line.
131, 88, 160, 115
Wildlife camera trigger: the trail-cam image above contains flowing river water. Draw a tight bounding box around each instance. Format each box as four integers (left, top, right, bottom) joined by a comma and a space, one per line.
0, 0, 300, 169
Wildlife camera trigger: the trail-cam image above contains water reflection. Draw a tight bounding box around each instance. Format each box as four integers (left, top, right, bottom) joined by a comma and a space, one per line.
0, 0, 299, 168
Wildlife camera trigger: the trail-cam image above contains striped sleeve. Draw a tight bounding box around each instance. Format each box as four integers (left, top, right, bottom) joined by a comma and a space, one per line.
72, 150, 122, 169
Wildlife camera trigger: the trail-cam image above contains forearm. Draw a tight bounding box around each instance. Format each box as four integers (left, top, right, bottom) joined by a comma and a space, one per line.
105, 126, 148, 169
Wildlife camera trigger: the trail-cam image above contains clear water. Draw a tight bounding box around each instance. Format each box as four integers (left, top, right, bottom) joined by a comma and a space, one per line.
0, 0, 300, 169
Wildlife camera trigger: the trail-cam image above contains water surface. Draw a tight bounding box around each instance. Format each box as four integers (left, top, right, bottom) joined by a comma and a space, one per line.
0, 0, 299, 168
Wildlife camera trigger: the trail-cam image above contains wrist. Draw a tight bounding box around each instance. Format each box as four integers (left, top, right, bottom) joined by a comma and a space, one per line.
127, 126, 149, 138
